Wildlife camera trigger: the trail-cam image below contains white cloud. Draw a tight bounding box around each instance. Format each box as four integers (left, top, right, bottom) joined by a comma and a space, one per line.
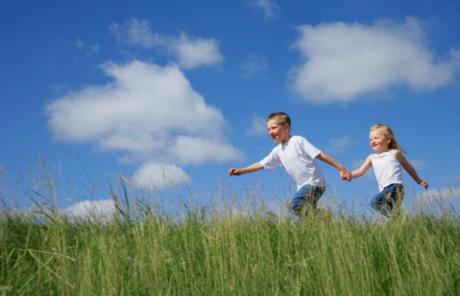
131, 162, 191, 190
47, 60, 243, 190
240, 54, 268, 80
328, 135, 354, 154
412, 187, 460, 211
291, 17, 460, 102
172, 33, 224, 69
249, 0, 280, 20
248, 115, 267, 136
110, 19, 164, 48
62, 199, 116, 222
110, 18, 223, 69
172, 136, 244, 165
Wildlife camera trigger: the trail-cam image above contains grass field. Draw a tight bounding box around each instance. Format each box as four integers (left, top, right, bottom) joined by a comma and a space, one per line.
1, 197, 459, 296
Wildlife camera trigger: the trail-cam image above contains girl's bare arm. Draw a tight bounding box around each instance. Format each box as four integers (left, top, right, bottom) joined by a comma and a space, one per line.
351, 155, 372, 179
393, 150, 429, 189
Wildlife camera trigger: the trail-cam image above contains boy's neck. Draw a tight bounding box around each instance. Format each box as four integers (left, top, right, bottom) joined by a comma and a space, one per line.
280, 134, 292, 144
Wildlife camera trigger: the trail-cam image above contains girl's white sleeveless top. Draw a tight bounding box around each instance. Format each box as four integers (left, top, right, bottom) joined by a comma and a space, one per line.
370, 151, 403, 191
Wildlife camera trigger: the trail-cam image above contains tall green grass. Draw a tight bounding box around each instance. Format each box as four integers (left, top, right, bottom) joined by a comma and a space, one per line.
1, 204, 459, 295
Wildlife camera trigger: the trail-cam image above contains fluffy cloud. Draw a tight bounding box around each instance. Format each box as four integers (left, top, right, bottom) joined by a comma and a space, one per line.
110, 18, 163, 48
110, 18, 223, 69
172, 136, 244, 165
61, 199, 116, 222
249, 0, 280, 20
47, 60, 243, 189
291, 17, 460, 102
172, 33, 223, 69
131, 162, 191, 190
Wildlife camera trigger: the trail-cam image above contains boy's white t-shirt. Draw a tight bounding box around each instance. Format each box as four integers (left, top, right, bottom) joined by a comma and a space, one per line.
259, 135, 325, 190
370, 150, 403, 191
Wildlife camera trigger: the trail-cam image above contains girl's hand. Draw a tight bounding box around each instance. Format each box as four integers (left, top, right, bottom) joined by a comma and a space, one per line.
419, 180, 429, 189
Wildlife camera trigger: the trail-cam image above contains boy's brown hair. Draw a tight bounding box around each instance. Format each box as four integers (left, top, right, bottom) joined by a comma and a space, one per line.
267, 112, 291, 127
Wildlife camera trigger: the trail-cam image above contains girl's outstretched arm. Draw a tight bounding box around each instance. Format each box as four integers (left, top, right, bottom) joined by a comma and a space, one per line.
393, 150, 429, 189
351, 155, 372, 179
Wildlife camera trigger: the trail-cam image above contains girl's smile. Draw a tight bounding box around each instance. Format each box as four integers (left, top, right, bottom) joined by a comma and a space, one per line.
369, 130, 390, 153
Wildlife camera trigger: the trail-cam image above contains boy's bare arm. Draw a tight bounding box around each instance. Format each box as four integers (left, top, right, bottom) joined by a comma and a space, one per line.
316, 152, 351, 181
228, 162, 264, 176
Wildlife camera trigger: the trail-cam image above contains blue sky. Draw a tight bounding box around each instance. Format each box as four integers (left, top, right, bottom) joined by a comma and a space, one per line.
1, 0, 459, 217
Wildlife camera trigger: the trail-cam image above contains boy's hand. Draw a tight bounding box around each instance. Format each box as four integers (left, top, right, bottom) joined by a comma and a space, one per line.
228, 168, 241, 176
340, 170, 352, 182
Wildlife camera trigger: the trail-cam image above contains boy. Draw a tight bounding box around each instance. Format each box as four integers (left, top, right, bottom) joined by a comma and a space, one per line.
228, 112, 351, 216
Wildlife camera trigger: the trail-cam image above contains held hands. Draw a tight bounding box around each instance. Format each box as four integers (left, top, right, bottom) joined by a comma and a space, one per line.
340, 169, 352, 182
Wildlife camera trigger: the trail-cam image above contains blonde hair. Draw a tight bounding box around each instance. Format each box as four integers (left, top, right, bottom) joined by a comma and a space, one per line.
370, 124, 401, 150
267, 112, 291, 127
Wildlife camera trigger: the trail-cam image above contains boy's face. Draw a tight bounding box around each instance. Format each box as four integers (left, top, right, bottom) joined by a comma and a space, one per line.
267, 119, 290, 144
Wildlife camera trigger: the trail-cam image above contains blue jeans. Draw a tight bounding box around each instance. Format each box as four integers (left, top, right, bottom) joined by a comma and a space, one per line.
291, 184, 326, 216
371, 183, 404, 217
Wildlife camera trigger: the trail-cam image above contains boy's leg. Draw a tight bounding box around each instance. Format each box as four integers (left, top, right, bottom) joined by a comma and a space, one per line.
291, 185, 325, 217
291, 186, 308, 215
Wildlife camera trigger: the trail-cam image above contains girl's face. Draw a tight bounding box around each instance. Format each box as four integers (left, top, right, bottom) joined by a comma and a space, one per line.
267, 119, 290, 144
369, 129, 391, 153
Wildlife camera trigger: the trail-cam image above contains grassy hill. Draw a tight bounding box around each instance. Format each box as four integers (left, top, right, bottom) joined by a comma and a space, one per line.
1, 205, 459, 295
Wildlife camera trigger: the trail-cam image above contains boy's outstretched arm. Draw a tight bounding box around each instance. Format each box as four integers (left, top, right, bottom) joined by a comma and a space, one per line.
394, 150, 429, 189
316, 152, 352, 181
350, 155, 372, 179
228, 162, 264, 176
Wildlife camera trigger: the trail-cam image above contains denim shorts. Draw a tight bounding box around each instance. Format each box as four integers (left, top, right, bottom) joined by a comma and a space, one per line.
371, 183, 404, 217
290, 184, 326, 216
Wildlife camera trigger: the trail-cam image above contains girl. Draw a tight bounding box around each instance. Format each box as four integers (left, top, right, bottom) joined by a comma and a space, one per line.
351, 124, 429, 216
